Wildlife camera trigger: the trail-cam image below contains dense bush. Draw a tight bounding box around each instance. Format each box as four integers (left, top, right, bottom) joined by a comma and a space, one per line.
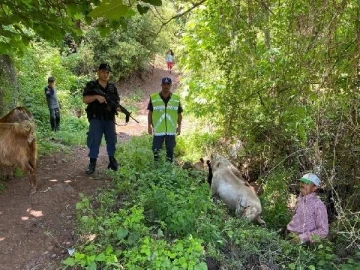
178, 0, 360, 211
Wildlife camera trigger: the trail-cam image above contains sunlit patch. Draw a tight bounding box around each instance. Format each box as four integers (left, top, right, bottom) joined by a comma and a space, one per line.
287, 194, 297, 209
82, 234, 97, 242
28, 209, 43, 217
0, 237, 5, 241
21, 216, 29, 221
64, 180, 72, 183
88, 234, 96, 241
49, 179, 58, 182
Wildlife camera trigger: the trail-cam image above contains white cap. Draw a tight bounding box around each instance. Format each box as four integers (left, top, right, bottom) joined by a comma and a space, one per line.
300, 173, 321, 186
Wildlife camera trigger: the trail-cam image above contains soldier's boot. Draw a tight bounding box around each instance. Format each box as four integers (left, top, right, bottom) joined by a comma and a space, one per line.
107, 156, 119, 171
86, 158, 97, 175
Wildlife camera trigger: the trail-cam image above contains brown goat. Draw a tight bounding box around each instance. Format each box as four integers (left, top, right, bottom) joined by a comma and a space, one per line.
0, 107, 37, 192
0, 106, 34, 123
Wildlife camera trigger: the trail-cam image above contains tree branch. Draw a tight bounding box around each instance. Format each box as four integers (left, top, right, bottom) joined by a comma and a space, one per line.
161, 0, 207, 26
151, 0, 207, 42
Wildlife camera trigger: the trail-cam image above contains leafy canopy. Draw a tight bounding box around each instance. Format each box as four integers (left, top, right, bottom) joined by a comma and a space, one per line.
0, 0, 165, 54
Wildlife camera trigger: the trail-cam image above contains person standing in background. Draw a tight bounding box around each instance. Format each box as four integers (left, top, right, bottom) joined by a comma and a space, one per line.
44, 76, 61, 131
147, 77, 183, 163
165, 50, 175, 74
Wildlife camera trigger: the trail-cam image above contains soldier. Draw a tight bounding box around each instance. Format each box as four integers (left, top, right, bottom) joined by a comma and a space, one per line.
82, 63, 127, 175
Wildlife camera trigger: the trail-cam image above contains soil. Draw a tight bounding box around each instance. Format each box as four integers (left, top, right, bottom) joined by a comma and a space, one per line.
0, 63, 178, 269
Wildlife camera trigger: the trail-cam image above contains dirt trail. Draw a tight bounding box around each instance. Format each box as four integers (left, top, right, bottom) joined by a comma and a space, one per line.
0, 63, 179, 269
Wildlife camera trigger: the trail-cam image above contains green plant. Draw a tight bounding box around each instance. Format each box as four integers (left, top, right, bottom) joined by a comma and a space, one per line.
63, 245, 121, 270
122, 235, 207, 270
64, 135, 360, 269
176, 129, 221, 161
260, 167, 294, 229
144, 182, 211, 237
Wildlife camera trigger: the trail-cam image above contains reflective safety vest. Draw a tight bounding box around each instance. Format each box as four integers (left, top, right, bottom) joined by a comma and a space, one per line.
150, 93, 180, 136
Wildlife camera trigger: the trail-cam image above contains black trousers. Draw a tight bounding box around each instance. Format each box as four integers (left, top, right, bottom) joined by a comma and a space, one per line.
49, 108, 60, 131
86, 118, 117, 159
152, 135, 176, 162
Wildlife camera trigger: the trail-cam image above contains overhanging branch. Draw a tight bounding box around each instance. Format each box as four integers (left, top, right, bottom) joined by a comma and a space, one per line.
161, 0, 207, 26
151, 0, 207, 42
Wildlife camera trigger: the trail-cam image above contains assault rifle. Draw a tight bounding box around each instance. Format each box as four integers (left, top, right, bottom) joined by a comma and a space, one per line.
118, 104, 139, 124
92, 86, 139, 124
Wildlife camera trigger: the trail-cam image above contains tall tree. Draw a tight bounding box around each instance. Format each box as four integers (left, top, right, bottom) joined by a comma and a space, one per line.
179, 0, 360, 189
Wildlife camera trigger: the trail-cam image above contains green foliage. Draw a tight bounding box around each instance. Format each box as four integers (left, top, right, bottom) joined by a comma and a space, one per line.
58, 8, 171, 81
66, 136, 210, 268
44, 116, 88, 146
120, 87, 144, 115
63, 244, 120, 270
0, 0, 168, 54
122, 235, 207, 270
178, 0, 360, 231
282, 241, 360, 270
0, 0, 90, 54
261, 168, 294, 229
13, 41, 88, 123
64, 136, 360, 269
88, 1, 136, 20
143, 169, 211, 236
79, 18, 160, 80
176, 126, 221, 161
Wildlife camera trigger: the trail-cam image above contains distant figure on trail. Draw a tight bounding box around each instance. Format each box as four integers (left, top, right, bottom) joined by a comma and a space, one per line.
286, 173, 329, 244
165, 50, 175, 74
82, 63, 125, 175
44, 76, 61, 131
147, 77, 183, 164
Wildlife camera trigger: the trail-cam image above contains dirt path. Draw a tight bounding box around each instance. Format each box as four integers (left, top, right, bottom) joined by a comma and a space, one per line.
0, 63, 179, 269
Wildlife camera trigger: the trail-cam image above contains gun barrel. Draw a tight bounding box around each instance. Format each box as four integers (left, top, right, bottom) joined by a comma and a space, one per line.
130, 115, 140, 123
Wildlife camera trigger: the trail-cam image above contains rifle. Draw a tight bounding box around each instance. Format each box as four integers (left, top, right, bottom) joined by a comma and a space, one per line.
91, 85, 139, 123
118, 104, 139, 123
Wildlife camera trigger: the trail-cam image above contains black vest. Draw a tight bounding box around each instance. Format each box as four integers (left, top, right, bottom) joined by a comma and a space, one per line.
85, 81, 119, 120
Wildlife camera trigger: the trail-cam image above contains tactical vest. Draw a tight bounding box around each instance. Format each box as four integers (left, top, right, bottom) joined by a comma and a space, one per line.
150, 93, 180, 136
85, 81, 118, 120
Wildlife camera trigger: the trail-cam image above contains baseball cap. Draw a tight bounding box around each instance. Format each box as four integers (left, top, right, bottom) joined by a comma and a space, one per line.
48, 76, 55, 83
162, 77, 172, 84
299, 173, 321, 186
98, 63, 111, 72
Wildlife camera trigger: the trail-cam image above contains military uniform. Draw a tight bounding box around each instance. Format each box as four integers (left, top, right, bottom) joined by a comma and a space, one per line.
83, 64, 120, 174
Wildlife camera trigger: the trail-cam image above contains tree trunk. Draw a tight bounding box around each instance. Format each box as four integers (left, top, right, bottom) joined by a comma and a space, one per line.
0, 54, 19, 115
263, 0, 271, 49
